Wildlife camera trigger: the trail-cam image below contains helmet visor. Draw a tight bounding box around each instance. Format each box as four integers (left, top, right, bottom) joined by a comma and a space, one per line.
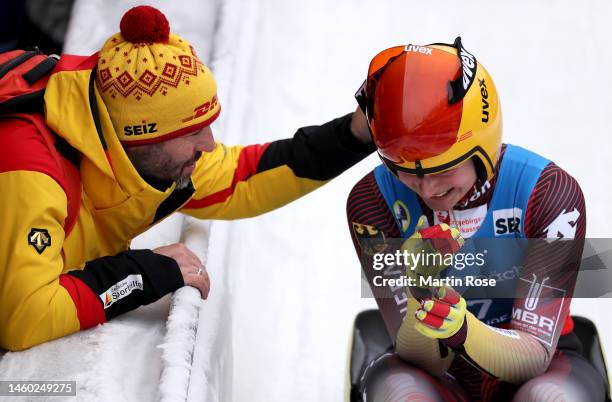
366, 45, 463, 165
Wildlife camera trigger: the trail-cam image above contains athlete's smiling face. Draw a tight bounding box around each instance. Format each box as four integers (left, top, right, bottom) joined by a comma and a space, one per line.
396, 159, 477, 211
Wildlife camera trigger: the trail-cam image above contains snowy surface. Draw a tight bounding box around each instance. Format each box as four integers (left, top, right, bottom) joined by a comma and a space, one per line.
2, 0, 611, 401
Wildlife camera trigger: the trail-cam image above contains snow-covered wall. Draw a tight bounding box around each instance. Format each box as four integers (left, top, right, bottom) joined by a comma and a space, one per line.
2, 1, 227, 402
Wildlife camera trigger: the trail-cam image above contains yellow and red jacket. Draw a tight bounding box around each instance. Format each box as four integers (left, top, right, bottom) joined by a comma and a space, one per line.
0, 54, 373, 351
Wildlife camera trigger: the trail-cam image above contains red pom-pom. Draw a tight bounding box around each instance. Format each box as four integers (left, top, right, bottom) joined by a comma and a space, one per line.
120, 6, 170, 43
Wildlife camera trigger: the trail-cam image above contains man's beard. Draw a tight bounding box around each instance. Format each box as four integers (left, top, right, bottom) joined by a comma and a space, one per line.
175, 176, 192, 190
126, 146, 201, 190
173, 151, 201, 189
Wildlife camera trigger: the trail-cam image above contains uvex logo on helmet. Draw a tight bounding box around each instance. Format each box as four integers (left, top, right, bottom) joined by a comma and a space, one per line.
458, 43, 476, 90
182, 95, 219, 123
479, 78, 490, 123
404, 44, 432, 55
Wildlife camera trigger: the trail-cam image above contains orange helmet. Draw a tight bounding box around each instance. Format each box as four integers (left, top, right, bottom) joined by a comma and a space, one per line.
356, 37, 502, 181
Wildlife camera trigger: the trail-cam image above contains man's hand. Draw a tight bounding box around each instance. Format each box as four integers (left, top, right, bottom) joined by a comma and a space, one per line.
350, 105, 372, 144
153, 243, 210, 299
414, 286, 467, 341
402, 216, 463, 297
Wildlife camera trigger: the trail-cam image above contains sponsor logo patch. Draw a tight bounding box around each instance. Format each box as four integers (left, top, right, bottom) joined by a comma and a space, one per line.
123, 122, 158, 136
352, 222, 387, 255
28, 228, 51, 254
544, 208, 580, 239
99, 274, 144, 309
182, 95, 219, 123
513, 273, 566, 347
435, 210, 451, 225
392, 200, 410, 233
492, 208, 522, 235
433, 205, 487, 238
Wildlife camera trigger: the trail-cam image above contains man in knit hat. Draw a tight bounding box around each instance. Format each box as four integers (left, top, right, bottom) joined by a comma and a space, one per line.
0, 6, 373, 350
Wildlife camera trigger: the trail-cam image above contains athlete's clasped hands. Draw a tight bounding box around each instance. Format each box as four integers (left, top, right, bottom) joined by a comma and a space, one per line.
402, 215, 468, 341
415, 286, 467, 340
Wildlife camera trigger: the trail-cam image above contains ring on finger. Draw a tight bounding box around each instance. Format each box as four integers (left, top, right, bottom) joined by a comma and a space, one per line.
196, 267, 203, 276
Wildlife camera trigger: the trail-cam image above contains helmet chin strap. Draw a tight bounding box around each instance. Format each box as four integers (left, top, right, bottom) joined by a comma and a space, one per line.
472, 157, 488, 185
